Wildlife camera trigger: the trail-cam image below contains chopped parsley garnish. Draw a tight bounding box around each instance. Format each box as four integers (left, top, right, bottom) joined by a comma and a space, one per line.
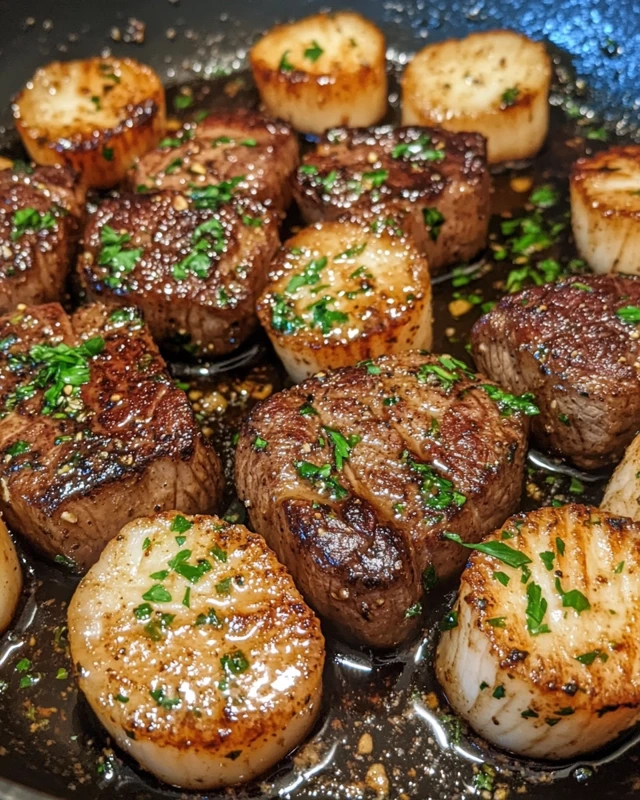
320, 170, 338, 192
182, 587, 191, 608
195, 608, 222, 627
569, 477, 584, 495
440, 609, 459, 631
555, 578, 591, 614
11, 207, 57, 241
492, 685, 506, 699
115, 693, 129, 703
304, 40, 324, 62
422, 208, 445, 241
210, 545, 228, 562
405, 602, 422, 618
299, 164, 319, 176
286, 256, 328, 294
481, 384, 540, 417
173, 94, 194, 110
444, 533, 531, 569
529, 184, 558, 208
406, 454, 466, 511
363, 169, 388, 188
165, 157, 183, 174
168, 550, 212, 584
422, 564, 438, 591
521, 708, 539, 719
616, 305, 640, 324
575, 650, 608, 666
221, 649, 250, 675
336, 242, 367, 261
253, 436, 268, 450
487, 617, 506, 627
142, 537, 151, 551
172, 216, 227, 282
98, 225, 143, 289
299, 402, 318, 417
150, 686, 181, 708
391, 134, 445, 163
271, 294, 304, 335
6, 440, 29, 456
539, 551, 555, 571
614, 560, 625, 574
7, 336, 105, 415
170, 515, 193, 534
323, 427, 360, 471
215, 576, 232, 596
308, 296, 349, 334
15, 658, 31, 672
279, 51, 294, 72
133, 603, 152, 620
295, 460, 348, 501
474, 766, 495, 791
102, 147, 114, 162
525, 582, 551, 635
417, 355, 474, 392
493, 571, 510, 586
142, 584, 172, 603
556, 537, 565, 556
500, 86, 520, 108
188, 176, 244, 210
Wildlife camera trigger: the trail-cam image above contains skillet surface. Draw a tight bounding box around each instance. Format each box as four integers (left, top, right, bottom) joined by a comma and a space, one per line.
0, 1, 640, 798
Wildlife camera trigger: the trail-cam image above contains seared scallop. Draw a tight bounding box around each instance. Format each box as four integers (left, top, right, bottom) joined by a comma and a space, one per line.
256, 219, 432, 382
0, 518, 22, 634
236, 351, 532, 648
14, 57, 166, 188
602, 433, 640, 521
68, 511, 325, 790
250, 11, 387, 134
402, 31, 551, 163
437, 504, 640, 760
571, 146, 640, 275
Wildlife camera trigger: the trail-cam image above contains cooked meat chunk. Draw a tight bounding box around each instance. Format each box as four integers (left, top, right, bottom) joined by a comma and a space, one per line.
0, 302, 223, 571
235, 352, 530, 648
472, 274, 640, 469
128, 110, 299, 213
77, 191, 280, 357
292, 125, 490, 271
0, 164, 85, 312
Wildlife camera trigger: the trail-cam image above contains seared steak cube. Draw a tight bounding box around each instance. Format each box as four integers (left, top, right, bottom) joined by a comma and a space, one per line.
292, 125, 490, 271
0, 164, 85, 312
472, 274, 640, 468
77, 191, 280, 356
235, 351, 529, 648
0, 302, 223, 570
128, 110, 299, 213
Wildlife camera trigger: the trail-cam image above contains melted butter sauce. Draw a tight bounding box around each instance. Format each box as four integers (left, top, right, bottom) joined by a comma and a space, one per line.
1, 62, 640, 800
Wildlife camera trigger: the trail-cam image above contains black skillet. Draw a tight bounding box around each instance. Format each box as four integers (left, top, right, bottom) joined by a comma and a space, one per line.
0, 0, 639, 798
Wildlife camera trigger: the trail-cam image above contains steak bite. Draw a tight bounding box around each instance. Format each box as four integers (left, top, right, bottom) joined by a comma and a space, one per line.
292, 125, 490, 271
128, 110, 299, 213
77, 191, 280, 357
235, 352, 530, 648
472, 274, 640, 469
0, 302, 223, 571
0, 164, 85, 312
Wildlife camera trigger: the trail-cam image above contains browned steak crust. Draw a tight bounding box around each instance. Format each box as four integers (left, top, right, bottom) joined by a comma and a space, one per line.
0, 302, 223, 570
128, 110, 299, 213
235, 351, 528, 648
77, 191, 280, 356
472, 274, 640, 468
0, 165, 85, 312
292, 125, 490, 271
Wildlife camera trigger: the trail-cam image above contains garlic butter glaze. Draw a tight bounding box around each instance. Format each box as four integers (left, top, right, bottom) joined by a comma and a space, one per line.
68, 511, 325, 790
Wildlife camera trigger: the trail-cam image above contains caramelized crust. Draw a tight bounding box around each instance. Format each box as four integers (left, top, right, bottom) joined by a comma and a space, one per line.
235, 352, 528, 647
0, 165, 85, 312
292, 125, 490, 271
78, 191, 280, 357
128, 110, 299, 213
0, 302, 223, 570
472, 274, 640, 468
